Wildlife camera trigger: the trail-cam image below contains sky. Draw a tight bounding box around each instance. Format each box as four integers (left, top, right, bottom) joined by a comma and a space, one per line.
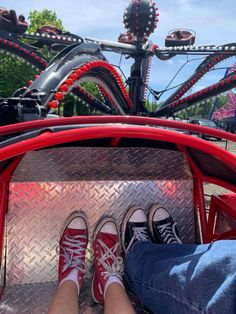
1, 0, 236, 101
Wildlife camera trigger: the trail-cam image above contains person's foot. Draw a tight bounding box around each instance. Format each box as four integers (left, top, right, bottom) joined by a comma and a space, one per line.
121, 206, 151, 255
59, 212, 88, 293
148, 204, 182, 244
92, 217, 124, 304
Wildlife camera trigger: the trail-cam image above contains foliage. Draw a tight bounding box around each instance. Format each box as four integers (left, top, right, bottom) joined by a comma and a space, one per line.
27, 9, 64, 33
0, 55, 36, 98
59, 83, 103, 116
27, 9, 64, 60
60, 94, 93, 116
144, 100, 160, 112
144, 95, 229, 120
81, 82, 102, 101
0, 5, 100, 116
0, 10, 64, 98
176, 95, 228, 120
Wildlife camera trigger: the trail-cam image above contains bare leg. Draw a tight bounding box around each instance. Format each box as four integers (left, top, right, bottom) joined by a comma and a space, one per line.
48, 281, 79, 314
104, 283, 135, 314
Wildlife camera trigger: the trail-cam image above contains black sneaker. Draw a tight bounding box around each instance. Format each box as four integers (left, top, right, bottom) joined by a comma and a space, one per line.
148, 205, 182, 244
121, 207, 151, 255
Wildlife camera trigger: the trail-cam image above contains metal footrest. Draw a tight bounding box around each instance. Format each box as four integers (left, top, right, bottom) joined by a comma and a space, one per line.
0, 147, 195, 313
0, 282, 57, 314
0, 281, 151, 314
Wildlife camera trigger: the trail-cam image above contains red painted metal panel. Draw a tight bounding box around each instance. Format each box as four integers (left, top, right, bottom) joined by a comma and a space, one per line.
208, 194, 236, 241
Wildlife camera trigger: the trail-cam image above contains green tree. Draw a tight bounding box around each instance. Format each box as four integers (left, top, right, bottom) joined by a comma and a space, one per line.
0, 9, 101, 116
60, 83, 103, 116
144, 100, 160, 112
176, 95, 228, 120
0, 10, 64, 98
0, 55, 36, 98
27, 9, 64, 33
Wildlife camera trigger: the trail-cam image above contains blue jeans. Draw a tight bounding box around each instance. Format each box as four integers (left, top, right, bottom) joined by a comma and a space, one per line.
125, 241, 236, 314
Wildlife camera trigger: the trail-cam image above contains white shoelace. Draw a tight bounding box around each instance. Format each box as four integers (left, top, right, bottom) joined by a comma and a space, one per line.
61, 234, 87, 273
157, 222, 182, 244
97, 239, 123, 280
126, 226, 149, 252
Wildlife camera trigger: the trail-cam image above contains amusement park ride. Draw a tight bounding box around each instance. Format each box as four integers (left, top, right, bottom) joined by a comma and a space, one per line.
0, 1, 235, 313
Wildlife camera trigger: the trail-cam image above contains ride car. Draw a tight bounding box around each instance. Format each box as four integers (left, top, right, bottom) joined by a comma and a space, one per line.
165, 29, 196, 47
0, 7, 28, 34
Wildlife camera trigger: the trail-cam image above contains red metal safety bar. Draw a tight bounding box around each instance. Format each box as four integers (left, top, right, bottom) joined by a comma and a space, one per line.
0, 116, 236, 141
0, 121, 234, 263
0, 126, 235, 169
0, 124, 234, 246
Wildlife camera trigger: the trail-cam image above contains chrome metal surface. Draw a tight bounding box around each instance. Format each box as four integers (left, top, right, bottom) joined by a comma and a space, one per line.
0, 282, 57, 314
1, 147, 194, 313
215, 209, 236, 234
0, 222, 6, 296
0, 281, 149, 314
12, 147, 191, 182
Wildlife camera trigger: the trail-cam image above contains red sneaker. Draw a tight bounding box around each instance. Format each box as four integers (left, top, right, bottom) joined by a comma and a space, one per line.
59, 212, 88, 290
92, 217, 123, 303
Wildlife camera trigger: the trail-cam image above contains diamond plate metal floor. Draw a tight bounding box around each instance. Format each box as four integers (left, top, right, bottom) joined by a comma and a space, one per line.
0, 281, 151, 314
0, 147, 195, 313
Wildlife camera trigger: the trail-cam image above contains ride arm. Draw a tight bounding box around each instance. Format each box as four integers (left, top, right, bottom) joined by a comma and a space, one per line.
152, 72, 236, 117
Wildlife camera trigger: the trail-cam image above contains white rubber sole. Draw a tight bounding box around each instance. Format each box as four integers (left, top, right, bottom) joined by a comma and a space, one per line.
121, 206, 146, 254
148, 204, 170, 239
60, 211, 89, 239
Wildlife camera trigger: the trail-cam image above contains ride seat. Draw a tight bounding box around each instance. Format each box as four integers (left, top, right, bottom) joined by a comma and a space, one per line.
9, 10, 17, 26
